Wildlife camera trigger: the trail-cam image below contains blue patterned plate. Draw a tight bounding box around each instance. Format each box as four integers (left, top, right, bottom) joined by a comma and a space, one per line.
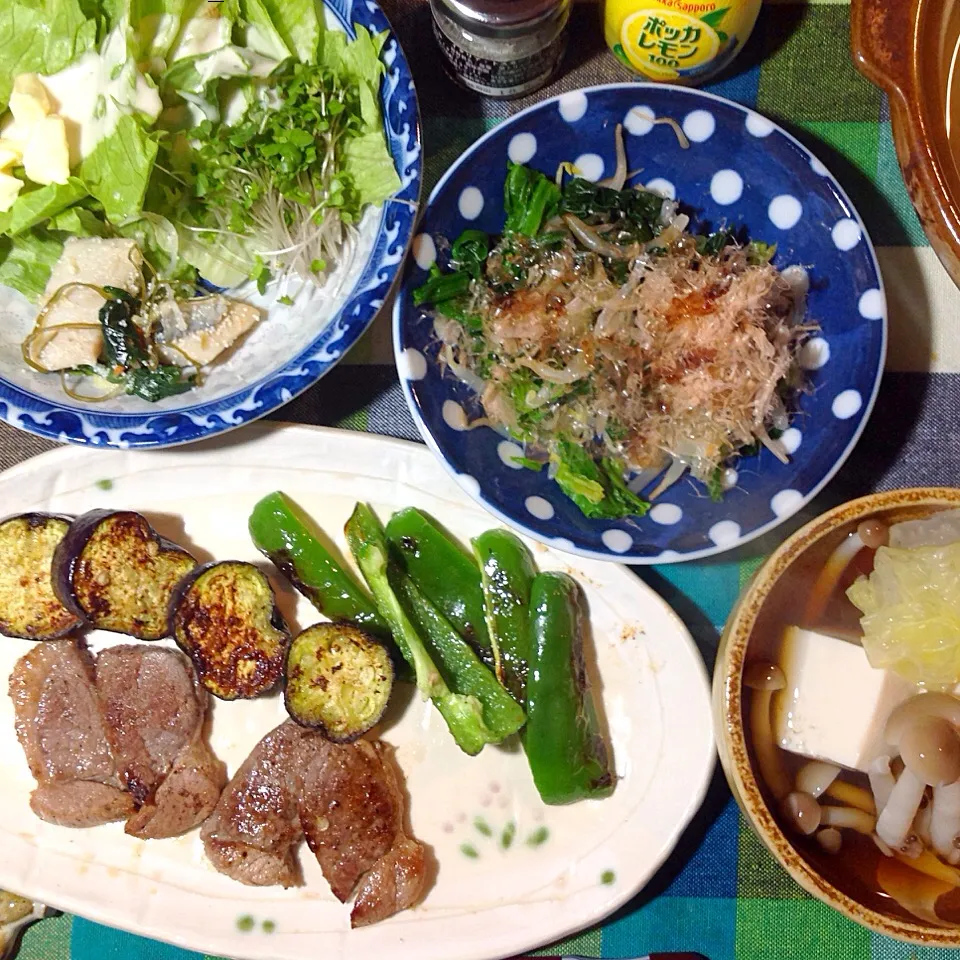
393, 84, 886, 563
0, 0, 421, 449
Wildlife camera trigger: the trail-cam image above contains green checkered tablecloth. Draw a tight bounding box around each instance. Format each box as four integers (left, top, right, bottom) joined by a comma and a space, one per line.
4, 0, 959, 958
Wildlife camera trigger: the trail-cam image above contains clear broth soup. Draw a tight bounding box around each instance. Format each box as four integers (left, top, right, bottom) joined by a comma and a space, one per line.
743, 507, 960, 926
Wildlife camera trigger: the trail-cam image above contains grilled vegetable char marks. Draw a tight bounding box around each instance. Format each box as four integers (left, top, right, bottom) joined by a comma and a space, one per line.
171, 561, 289, 700
0, 514, 81, 639
55, 510, 196, 639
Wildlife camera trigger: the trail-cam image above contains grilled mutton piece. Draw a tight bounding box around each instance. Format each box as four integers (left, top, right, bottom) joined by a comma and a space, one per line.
9, 640, 133, 827
9, 640, 224, 836
201, 720, 428, 925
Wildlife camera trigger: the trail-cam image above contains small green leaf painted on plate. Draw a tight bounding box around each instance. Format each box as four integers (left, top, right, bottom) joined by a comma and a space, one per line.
262, 919, 277, 933
601, 870, 616, 885
237, 915, 255, 932
501, 821, 516, 849
474, 816, 492, 837
460, 843, 479, 859
95, 478, 113, 491
526, 826, 549, 847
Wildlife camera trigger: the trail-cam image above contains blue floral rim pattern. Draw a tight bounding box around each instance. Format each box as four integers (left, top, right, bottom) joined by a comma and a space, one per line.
0, 0, 422, 449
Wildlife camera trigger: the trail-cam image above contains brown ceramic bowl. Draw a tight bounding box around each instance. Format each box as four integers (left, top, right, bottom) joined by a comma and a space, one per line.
851, 0, 960, 288
715, 487, 960, 944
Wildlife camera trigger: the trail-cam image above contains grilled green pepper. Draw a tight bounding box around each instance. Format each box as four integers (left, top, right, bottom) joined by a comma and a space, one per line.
249, 492, 388, 636
385, 508, 491, 658
392, 570, 526, 741
525, 572, 614, 804
472, 529, 536, 701
345, 503, 500, 756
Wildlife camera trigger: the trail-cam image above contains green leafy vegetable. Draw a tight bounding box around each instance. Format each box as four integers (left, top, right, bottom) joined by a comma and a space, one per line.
503, 163, 561, 236
451, 229, 488, 279
48, 206, 109, 238
0, 229, 64, 301
341, 129, 402, 207
413, 265, 470, 307
238, 0, 291, 60
79, 115, 158, 221
552, 441, 649, 519
0, 0, 98, 110
0, 180, 88, 237
254, 0, 320, 63
747, 239, 777, 264
560, 177, 662, 240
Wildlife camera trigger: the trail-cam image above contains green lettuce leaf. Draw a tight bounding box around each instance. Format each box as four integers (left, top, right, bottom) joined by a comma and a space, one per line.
167, 0, 236, 62
0, 228, 63, 301
129, 0, 188, 61
176, 227, 253, 287
118, 211, 195, 280
164, 44, 277, 94
0, 0, 99, 110
79, 115, 158, 221
256, 0, 320, 63
342, 130, 401, 208
552, 441, 650, 519
238, 0, 291, 60
0, 179, 89, 236
48, 205, 108, 237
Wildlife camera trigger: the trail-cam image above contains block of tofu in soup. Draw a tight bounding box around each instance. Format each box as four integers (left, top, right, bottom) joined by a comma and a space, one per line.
774, 627, 916, 772
157, 298, 260, 367
27, 238, 142, 372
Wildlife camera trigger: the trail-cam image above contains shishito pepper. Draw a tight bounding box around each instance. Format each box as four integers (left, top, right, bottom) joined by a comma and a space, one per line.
345, 502, 503, 756
392, 569, 526, 741
525, 572, 614, 804
248, 492, 389, 636
385, 508, 492, 656
472, 529, 536, 701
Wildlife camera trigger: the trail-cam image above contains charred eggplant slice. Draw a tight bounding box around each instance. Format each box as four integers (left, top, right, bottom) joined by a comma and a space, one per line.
0, 514, 82, 639
171, 560, 290, 700
51, 509, 196, 639
285, 622, 394, 741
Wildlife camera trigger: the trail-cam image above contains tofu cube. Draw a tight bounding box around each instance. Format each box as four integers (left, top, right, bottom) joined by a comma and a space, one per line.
0, 171, 23, 212
773, 626, 917, 773
9, 74, 50, 128
22, 115, 70, 185
27, 238, 143, 372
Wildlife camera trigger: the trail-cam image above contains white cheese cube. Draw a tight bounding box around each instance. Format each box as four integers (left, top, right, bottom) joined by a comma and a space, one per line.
9, 74, 50, 128
773, 626, 917, 773
22, 115, 70, 185
0, 172, 23, 212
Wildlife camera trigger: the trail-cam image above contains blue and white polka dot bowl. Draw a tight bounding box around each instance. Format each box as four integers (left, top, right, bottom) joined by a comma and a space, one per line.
0, 0, 420, 450
393, 84, 886, 564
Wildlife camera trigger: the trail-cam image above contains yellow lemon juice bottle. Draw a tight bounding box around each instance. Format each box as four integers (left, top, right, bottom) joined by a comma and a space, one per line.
604, 0, 761, 85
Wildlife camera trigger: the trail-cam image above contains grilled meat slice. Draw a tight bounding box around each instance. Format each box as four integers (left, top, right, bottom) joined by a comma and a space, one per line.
350, 836, 428, 928
200, 720, 309, 887
95, 645, 204, 804
30, 780, 136, 827
300, 738, 403, 902
8, 639, 133, 826
95, 644, 225, 838
125, 737, 226, 840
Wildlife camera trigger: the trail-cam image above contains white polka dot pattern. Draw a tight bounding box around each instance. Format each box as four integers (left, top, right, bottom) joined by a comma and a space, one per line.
768, 195, 803, 230
525, 496, 555, 520
508, 132, 537, 165
710, 169, 743, 206
559, 91, 588, 123
602, 529, 633, 553
832, 389, 863, 420
682, 110, 715, 142
397, 348, 426, 381
575, 153, 604, 182
458, 186, 484, 220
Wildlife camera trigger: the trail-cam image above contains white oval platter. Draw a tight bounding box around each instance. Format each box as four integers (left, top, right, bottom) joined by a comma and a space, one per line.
0, 422, 714, 960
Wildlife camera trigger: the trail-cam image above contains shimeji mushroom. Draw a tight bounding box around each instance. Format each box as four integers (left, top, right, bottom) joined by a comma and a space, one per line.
876, 696, 960, 853
796, 760, 841, 798
744, 661, 790, 801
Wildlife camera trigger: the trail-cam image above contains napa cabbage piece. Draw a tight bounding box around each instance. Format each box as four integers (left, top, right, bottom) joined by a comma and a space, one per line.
847, 541, 960, 686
